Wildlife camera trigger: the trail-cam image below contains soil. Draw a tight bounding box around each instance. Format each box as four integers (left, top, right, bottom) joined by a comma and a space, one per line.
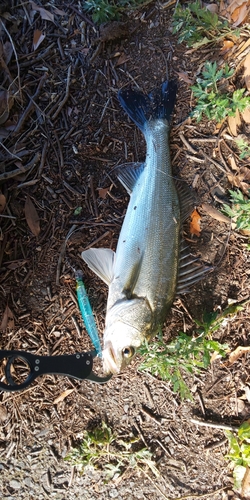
0, 2, 250, 500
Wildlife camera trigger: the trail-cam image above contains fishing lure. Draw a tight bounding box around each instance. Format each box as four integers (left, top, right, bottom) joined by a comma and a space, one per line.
75, 270, 102, 357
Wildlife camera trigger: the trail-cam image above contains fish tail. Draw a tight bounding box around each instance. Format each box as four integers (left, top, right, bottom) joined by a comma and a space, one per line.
118, 80, 177, 132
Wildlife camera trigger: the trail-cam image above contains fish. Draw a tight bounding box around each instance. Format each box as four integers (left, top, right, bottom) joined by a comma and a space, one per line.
81, 80, 208, 374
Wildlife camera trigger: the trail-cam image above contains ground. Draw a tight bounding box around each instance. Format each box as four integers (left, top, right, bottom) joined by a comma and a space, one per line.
0, 1, 250, 499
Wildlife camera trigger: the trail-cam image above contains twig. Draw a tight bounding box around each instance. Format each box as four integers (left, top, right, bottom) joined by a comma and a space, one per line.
179, 133, 198, 155
190, 418, 239, 432
170, 486, 227, 499
38, 141, 48, 176
0, 152, 41, 181
14, 73, 48, 134
52, 65, 71, 120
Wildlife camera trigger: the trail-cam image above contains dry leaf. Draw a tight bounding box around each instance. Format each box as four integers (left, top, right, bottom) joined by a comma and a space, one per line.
33, 30, 46, 51
244, 53, 250, 90
97, 187, 110, 199
232, 2, 248, 25
241, 106, 250, 123
221, 39, 234, 54
0, 193, 6, 213
228, 109, 241, 136
30, 1, 54, 22
176, 72, 194, 85
228, 345, 250, 364
241, 465, 250, 499
115, 53, 130, 66
24, 196, 40, 236
3, 41, 13, 64
6, 259, 29, 270
210, 351, 223, 363
228, 154, 239, 171
53, 389, 74, 404
0, 305, 14, 331
53, 7, 67, 15
190, 209, 201, 237
204, 3, 219, 13
201, 203, 231, 223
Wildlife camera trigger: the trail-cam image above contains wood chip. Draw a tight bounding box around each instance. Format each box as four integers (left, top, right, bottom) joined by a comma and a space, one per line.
228, 345, 250, 364
53, 389, 74, 404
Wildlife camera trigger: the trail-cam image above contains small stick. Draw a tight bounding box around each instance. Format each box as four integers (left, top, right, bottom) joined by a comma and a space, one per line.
190, 418, 239, 432
179, 132, 198, 155
0, 152, 41, 181
52, 65, 71, 120
89, 175, 99, 218
38, 141, 48, 176
14, 73, 48, 134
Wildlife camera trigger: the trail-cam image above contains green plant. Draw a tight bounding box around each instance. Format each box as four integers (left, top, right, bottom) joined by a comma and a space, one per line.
191, 61, 250, 122
172, 0, 237, 48
235, 136, 250, 159
83, 0, 148, 24
225, 420, 250, 491
138, 304, 246, 400
65, 421, 159, 481
222, 189, 250, 233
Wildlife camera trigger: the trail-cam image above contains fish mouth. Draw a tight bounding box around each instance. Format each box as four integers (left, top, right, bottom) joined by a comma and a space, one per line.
102, 341, 121, 375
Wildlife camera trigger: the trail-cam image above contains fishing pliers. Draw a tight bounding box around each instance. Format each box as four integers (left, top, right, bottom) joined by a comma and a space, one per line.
0, 349, 112, 392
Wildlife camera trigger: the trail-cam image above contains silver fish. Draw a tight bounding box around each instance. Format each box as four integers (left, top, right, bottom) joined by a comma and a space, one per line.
82, 81, 205, 374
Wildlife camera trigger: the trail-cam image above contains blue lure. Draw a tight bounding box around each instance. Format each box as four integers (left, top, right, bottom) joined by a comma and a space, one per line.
75, 270, 102, 357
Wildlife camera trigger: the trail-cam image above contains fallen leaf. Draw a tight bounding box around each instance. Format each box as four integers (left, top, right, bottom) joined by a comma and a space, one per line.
53, 7, 67, 15
220, 39, 234, 54
0, 305, 14, 331
228, 345, 250, 364
30, 1, 54, 22
115, 53, 130, 66
228, 154, 238, 171
228, 109, 241, 136
190, 209, 201, 237
241, 465, 250, 499
2, 41, 13, 64
33, 29, 46, 51
241, 106, 250, 123
175, 72, 194, 85
53, 389, 74, 404
233, 3, 249, 26
204, 3, 219, 13
6, 259, 29, 270
244, 53, 250, 91
97, 187, 109, 199
201, 203, 231, 223
24, 196, 40, 236
210, 351, 223, 363
0, 193, 6, 213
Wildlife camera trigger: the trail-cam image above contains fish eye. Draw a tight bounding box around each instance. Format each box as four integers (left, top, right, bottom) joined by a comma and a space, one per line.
122, 346, 135, 359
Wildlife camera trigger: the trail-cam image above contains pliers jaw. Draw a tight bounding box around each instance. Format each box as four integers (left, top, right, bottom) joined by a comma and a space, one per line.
0, 350, 112, 392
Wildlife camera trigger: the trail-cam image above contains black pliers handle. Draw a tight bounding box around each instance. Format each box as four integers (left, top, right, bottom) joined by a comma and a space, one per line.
0, 350, 112, 392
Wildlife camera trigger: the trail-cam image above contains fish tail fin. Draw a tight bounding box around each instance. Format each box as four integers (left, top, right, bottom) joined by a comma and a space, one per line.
118, 80, 177, 132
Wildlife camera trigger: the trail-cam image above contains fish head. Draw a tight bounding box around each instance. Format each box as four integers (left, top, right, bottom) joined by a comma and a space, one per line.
102, 298, 152, 374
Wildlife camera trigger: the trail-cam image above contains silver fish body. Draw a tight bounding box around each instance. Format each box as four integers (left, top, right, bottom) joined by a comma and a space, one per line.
82, 81, 184, 373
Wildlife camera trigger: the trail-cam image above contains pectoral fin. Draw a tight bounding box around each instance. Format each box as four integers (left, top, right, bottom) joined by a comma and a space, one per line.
122, 255, 143, 298
117, 162, 145, 195
81, 248, 115, 286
